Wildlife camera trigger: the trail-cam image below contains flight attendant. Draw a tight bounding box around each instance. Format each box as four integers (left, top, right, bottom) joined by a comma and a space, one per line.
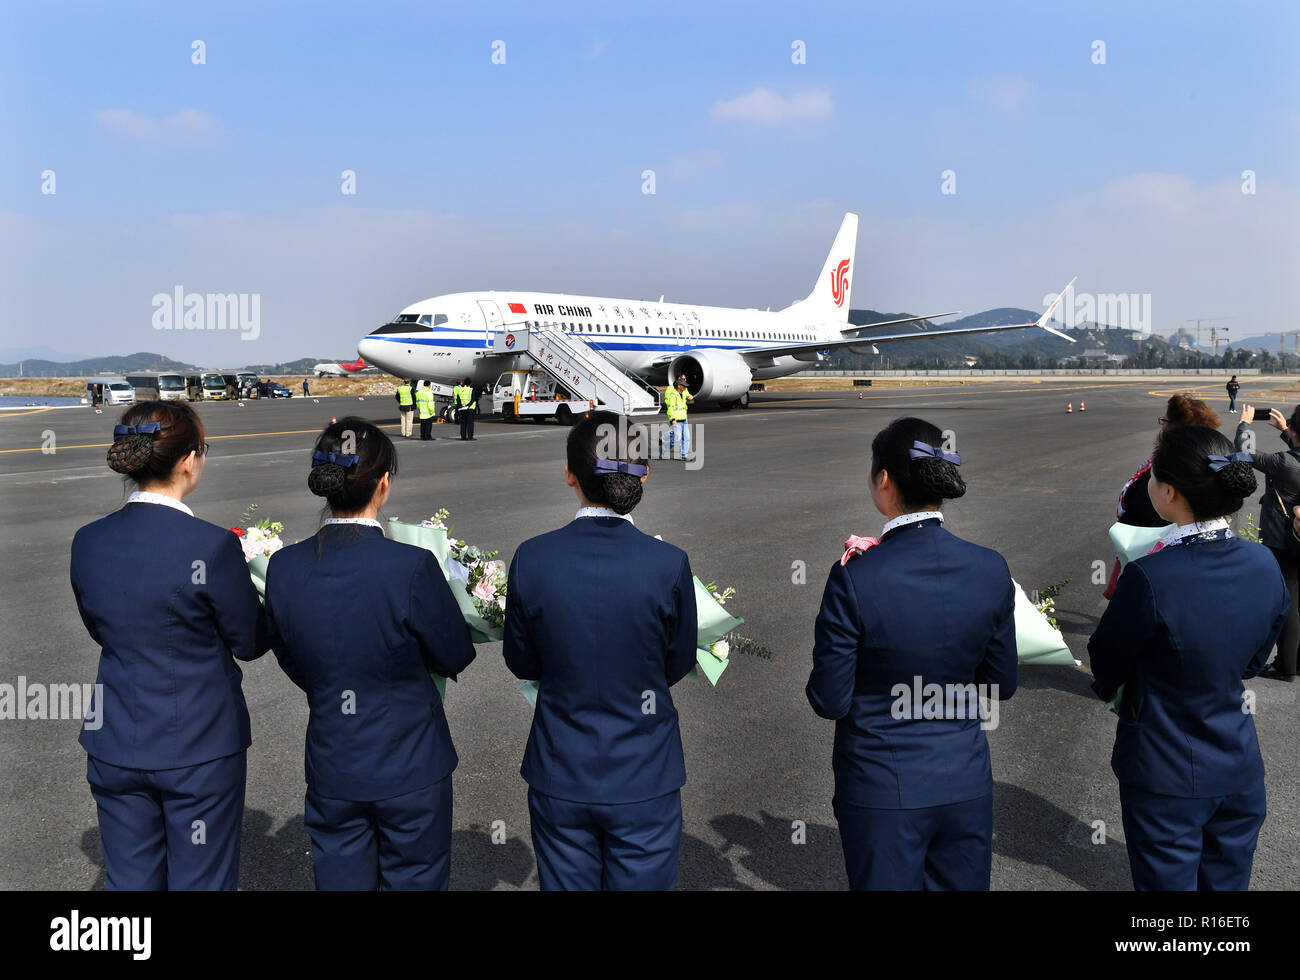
71, 401, 267, 890
504, 411, 698, 890
806, 416, 1017, 890
265, 418, 475, 889
1090, 425, 1288, 890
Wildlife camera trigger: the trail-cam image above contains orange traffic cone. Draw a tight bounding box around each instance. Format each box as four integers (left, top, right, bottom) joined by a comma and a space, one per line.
1080, 400, 1086, 412
1066, 401, 1073, 413
330, 416, 337, 424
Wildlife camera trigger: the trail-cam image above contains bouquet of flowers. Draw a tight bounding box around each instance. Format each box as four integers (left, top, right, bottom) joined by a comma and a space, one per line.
520, 573, 744, 707
387, 510, 507, 701
229, 503, 285, 603
1012, 578, 1080, 667
687, 580, 742, 685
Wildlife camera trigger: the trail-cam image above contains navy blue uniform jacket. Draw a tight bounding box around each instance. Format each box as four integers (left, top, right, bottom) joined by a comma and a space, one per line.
806, 519, 1018, 809
71, 502, 268, 770
1089, 536, 1287, 797
503, 517, 698, 805
265, 525, 476, 801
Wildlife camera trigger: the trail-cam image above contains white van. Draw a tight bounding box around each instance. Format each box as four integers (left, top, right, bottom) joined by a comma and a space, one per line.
157, 374, 186, 401
86, 379, 136, 407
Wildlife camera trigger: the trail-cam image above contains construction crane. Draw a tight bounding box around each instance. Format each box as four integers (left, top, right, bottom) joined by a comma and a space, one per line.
1186, 316, 1234, 357
1257, 329, 1300, 357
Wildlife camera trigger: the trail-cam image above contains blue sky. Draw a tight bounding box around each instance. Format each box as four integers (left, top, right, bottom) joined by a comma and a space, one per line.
2, 0, 1297, 361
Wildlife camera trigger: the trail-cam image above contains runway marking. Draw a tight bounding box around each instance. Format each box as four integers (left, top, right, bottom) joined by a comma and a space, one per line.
0, 407, 56, 418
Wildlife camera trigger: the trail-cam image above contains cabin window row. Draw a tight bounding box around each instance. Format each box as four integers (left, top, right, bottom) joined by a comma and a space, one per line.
521, 320, 810, 343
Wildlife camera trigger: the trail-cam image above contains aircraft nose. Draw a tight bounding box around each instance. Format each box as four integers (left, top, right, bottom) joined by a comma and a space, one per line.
357, 337, 381, 362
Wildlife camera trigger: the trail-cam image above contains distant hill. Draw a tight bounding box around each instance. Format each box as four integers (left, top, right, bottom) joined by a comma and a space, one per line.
0, 352, 360, 378
0, 352, 200, 378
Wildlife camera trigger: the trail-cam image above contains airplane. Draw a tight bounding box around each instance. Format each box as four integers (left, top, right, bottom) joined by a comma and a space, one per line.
312, 356, 371, 378
356, 213, 1075, 409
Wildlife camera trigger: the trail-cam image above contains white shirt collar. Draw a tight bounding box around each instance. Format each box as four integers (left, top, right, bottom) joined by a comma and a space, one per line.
324, 517, 384, 531
576, 506, 634, 525
1160, 517, 1232, 546
127, 490, 194, 517
882, 510, 944, 537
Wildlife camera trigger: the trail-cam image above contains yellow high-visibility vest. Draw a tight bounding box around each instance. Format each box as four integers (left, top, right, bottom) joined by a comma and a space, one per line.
415, 386, 434, 419
664, 386, 691, 421
397, 384, 413, 407
454, 385, 477, 410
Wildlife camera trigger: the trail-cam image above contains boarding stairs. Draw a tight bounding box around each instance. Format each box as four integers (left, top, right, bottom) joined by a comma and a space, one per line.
491, 327, 661, 417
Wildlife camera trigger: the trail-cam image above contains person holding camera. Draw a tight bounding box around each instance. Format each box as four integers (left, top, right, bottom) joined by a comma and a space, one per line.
1236, 404, 1300, 680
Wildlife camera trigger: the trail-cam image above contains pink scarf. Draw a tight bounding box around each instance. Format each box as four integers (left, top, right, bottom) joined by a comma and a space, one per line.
841, 534, 881, 566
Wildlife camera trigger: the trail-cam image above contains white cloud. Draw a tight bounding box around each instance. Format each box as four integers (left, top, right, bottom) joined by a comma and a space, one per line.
711, 87, 832, 125
93, 108, 221, 142
967, 75, 1036, 112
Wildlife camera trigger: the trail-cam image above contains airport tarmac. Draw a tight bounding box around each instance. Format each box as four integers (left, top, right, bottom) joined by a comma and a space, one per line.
2, 378, 1298, 890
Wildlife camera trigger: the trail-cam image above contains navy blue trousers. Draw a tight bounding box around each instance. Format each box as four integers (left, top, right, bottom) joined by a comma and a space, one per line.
304, 776, 452, 890
1120, 784, 1265, 890
834, 793, 993, 890
528, 788, 681, 890
87, 750, 246, 890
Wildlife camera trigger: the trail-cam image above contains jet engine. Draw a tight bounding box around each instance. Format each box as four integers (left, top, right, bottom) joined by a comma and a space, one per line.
668, 349, 754, 403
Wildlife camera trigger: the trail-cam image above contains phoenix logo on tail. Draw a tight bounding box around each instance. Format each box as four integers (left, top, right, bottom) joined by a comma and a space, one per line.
830, 259, 850, 307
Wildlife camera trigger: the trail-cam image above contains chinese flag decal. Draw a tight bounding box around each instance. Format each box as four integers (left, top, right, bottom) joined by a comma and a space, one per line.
508, 302, 527, 314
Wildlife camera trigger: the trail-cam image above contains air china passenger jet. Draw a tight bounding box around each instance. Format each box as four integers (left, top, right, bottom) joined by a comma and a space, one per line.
356, 213, 1074, 408
312, 357, 370, 378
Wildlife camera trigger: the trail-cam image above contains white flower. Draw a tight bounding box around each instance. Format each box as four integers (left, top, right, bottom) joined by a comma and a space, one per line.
711, 640, 729, 660
246, 526, 266, 544
496, 596, 506, 610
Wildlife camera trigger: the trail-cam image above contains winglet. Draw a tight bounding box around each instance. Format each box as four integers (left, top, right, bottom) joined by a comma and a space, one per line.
1036, 277, 1077, 343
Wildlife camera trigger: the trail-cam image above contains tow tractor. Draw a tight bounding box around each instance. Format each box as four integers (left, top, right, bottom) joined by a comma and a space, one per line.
494, 370, 594, 426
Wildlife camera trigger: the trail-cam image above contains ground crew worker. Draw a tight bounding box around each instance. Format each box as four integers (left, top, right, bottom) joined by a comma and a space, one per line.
415, 381, 436, 441
660, 375, 693, 460
395, 379, 415, 438
454, 377, 478, 441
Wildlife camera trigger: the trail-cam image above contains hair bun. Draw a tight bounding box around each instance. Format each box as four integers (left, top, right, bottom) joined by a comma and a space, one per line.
914, 457, 967, 500
307, 462, 348, 497
106, 435, 154, 476
601, 473, 644, 515
1216, 460, 1257, 497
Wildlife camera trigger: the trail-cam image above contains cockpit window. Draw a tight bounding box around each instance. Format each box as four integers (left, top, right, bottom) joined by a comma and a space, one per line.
371, 320, 432, 334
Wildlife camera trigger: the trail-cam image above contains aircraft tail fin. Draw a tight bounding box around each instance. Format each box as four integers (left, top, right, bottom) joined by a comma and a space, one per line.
783, 212, 858, 323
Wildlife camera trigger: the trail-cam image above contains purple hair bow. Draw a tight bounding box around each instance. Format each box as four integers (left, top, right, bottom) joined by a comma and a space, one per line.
909, 440, 961, 466
1207, 453, 1252, 472
113, 423, 161, 437
594, 458, 648, 477
312, 451, 359, 468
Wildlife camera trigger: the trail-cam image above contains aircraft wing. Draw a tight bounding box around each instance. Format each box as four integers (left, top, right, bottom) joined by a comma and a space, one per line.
738, 278, 1076, 363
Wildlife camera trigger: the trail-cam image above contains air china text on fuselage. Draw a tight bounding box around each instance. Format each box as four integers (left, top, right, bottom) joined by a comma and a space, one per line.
356, 212, 1074, 408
